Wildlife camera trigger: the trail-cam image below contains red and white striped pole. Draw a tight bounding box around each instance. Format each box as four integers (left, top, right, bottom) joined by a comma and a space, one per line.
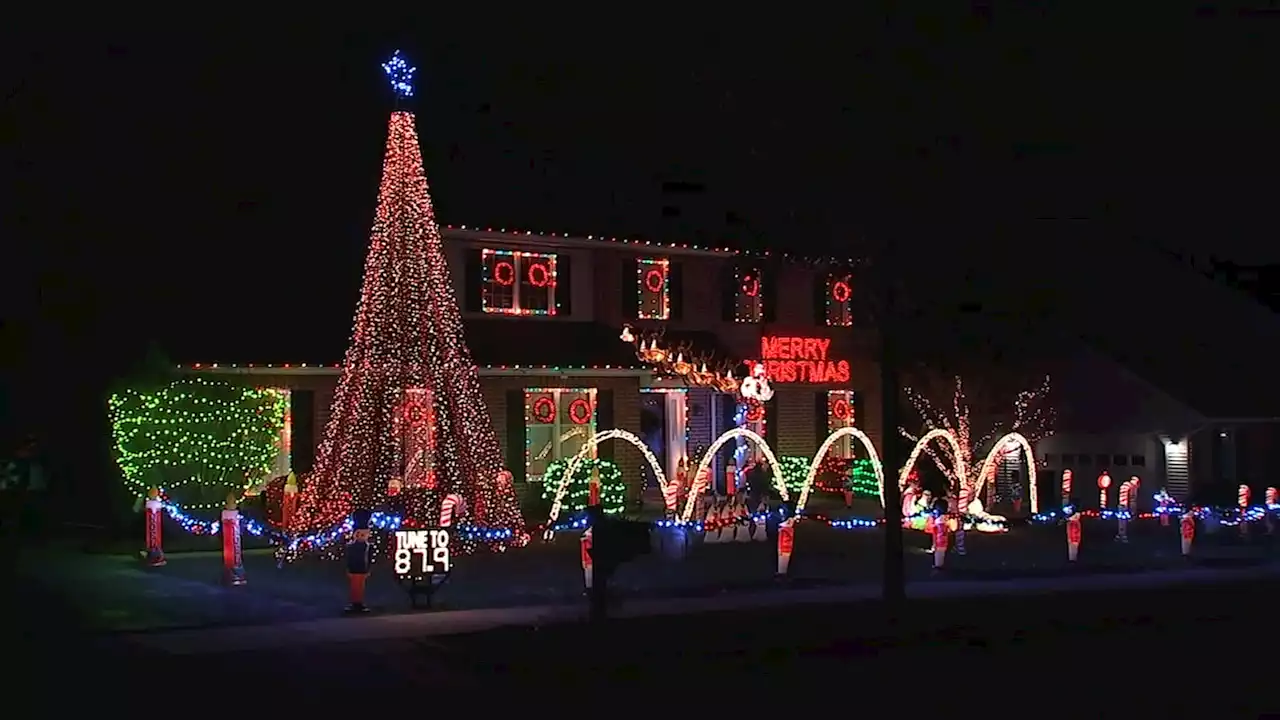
1266, 487, 1277, 535
1061, 469, 1073, 507
143, 487, 165, 567
1239, 484, 1251, 540
221, 493, 246, 586
1097, 472, 1112, 510
776, 517, 795, 576
439, 493, 464, 528
580, 527, 594, 589
1066, 508, 1082, 563
1180, 509, 1196, 557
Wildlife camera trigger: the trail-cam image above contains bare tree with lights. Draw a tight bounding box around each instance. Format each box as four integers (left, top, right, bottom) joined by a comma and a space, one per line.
899, 375, 1054, 499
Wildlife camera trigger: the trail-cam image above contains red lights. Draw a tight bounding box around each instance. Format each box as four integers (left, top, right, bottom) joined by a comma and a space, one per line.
532, 396, 556, 424
527, 261, 551, 288
741, 275, 759, 297
831, 279, 851, 303
754, 335, 851, 384
493, 261, 516, 286
644, 267, 665, 293
568, 397, 593, 425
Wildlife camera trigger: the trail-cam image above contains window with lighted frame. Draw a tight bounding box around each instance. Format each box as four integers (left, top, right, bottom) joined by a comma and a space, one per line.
827, 390, 858, 458
637, 258, 670, 320
525, 388, 597, 482
826, 273, 853, 327
735, 266, 763, 323
481, 249, 557, 316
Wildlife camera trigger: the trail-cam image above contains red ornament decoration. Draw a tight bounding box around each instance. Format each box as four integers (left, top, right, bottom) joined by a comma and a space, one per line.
493, 260, 516, 286
527, 261, 552, 288
831, 397, 852, 421
532, 396, 557, 424
741, 275, 759, 297
831, 278, 851, 303
288, 110, 526, 549
568, 397, 593, 425
644, 268, 665, 293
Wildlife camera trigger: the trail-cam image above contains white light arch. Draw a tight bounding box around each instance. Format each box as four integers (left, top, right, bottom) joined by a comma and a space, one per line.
679, 428, 788, 523
974, 432, 1039, 514
796, 427, 886, 513
546, 429, 668, 525
900, 428, 967, 501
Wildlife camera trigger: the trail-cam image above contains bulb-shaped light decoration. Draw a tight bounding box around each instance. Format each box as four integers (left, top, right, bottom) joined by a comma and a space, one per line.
382, 50, 417, 99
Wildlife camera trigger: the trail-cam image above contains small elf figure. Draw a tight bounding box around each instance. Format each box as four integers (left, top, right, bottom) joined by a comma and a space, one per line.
1065, 499, 1082, 563
1180, 506, 1196, 558
344, 509, 373, 614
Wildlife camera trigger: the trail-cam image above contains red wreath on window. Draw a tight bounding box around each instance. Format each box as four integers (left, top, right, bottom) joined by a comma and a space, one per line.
494, 261, 516, 286
531, 396, 556, 424
527, 262, 552, 288
746, 402, 765, 423
568, 398, 594, 425
831, 278, 851, 303
831, 397, 852, 421
741, 274, 759, 297
643, 267, 665, 293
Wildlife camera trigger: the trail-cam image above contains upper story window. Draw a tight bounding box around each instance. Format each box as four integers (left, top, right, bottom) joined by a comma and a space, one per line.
481, 249, 557, 316
825, 273, 853, 326
734, 266, 764, 323
636, 258, 670, 320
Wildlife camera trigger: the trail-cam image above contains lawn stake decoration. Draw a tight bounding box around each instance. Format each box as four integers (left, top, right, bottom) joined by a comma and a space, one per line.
143, 487, 166, 567
221, 493, 246, 585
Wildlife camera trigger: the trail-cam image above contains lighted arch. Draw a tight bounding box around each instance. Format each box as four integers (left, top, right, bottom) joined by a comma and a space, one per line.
899, 428, 967, 500
679, 427, 788, 523
973, 432, 1039, 514
546, 429, 668, 525
796, 427, 886, 514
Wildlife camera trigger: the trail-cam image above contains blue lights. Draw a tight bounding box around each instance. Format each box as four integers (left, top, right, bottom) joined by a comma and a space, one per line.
381, 50, 417, 99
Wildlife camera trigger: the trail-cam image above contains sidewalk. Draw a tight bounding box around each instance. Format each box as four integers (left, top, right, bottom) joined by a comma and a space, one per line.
124, 558, 1280, 655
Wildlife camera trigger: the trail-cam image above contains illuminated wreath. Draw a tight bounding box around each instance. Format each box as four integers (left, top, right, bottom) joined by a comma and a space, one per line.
527, 262, 551, 288
644, 268, 665, 293
741, 274, 759, 297
831, 278, 851, 303
831, 397, 852, 421
494, 261, 516, 286
531, 396, 556, 424
568, 398, 593, 425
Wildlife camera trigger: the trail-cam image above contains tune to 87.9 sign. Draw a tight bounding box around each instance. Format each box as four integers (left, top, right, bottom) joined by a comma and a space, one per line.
393, 529, 452, 578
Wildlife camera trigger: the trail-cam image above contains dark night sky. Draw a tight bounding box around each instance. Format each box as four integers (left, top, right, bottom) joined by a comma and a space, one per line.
4, 10, 1280, 438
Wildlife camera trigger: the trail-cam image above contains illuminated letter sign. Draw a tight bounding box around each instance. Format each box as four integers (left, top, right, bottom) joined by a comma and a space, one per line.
753, 336, 851, 384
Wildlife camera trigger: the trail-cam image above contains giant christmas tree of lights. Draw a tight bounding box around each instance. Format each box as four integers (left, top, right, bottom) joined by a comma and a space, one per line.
288, 52, 527, 548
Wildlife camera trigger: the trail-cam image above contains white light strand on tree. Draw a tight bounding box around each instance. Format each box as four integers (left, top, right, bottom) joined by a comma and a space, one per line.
900, 375, 1053, 496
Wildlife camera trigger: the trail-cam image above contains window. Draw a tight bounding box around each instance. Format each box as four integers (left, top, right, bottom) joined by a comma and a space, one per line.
636, 258, 670, 320
734, 266, 764, 323
1131, 454, 1146, 467
1077, 454, 1091, 466
524, 388, 596, 482
826, 390, 858, 458
826, 273, 853, 326
1113, 454, 1128, 466
1096, 454, 1109, 468
1061, 454, 1075, 465
481, 249, 557, 316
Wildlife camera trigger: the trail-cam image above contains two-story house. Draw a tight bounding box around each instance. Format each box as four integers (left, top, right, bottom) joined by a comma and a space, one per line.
175, 227, 880, 507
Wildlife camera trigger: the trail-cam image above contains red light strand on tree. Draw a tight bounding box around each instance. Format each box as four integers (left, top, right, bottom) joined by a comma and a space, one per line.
288, 110, 527, 550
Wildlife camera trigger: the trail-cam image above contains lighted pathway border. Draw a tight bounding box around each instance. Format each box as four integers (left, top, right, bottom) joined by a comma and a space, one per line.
125, 560, 1280, 656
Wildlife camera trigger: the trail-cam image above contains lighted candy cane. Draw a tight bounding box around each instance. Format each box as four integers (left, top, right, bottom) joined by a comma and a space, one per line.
1239, 485, 1251, 539
439, 493, 465, 528
1098, 472, 1112, 510
1116, 480, 1132, 543
1061, 469, 1073, 507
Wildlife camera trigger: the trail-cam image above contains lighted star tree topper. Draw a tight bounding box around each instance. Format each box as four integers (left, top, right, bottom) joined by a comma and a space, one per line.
288, 52, 527, 549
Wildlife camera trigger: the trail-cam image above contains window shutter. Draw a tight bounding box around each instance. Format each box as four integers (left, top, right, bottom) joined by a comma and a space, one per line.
669, 261, 684, 320
506, 390, 526, 485
763, 266, 778, 323
721, 265, 736, 322
621, 259, 639, 319
815, 391, 829, 451
464, 249, 484, 312
555, 254, 572, 316
290, 390, 315, 473
814, 272, 829, 325
595, 390, 615, 461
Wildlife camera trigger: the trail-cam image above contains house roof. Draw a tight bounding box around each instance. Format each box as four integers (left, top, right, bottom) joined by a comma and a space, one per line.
1037, 234, 1280, 421
162, 320, 644, 371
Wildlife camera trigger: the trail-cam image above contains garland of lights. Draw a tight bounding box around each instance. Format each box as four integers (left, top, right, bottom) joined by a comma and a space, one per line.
288, 54, 527, 551
109, 377, 287, 507
539, 458, 626, 515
